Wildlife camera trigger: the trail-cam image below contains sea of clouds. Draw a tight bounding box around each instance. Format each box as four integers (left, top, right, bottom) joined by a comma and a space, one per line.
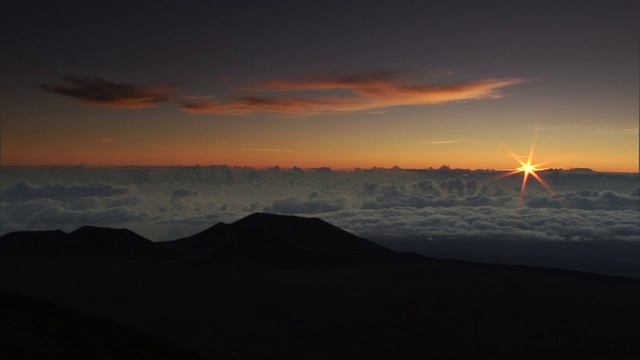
2, 166, 637, 244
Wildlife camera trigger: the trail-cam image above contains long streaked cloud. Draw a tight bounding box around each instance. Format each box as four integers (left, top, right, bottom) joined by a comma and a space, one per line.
40, 75, 174, 108
181, 71, 527, 115
40, 71, 526, 114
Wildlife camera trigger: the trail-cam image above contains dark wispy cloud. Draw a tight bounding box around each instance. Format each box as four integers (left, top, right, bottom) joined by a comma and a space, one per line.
181, 71, 527, 115
40, 75, 173, 108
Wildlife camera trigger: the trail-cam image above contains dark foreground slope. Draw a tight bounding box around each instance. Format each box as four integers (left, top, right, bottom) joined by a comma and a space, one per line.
0, 230, 69, 255
0, 289, 201, 359
373, 235, 640, 278
2, 213, 640, 359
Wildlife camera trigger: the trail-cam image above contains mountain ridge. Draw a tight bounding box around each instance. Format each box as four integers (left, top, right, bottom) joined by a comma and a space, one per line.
172, 212, 394, 255
2, 212, 640, 277
0, 213, 394, 267
0, 225, 174, 260
2, 213, 640, 358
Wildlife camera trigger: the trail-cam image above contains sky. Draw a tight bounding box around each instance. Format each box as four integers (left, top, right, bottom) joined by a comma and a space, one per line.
1, 0, 638, 172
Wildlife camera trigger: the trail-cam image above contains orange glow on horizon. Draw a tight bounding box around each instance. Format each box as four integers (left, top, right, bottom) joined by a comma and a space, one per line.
1, 134, 637, 173
1, 153, 637, 173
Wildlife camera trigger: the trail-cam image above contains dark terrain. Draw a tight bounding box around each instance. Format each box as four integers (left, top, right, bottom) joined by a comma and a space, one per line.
2, 213, 639, 359
1, 289, 201, 359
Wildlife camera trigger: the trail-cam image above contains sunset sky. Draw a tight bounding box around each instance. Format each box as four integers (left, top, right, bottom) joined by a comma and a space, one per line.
2, 0, 638, 172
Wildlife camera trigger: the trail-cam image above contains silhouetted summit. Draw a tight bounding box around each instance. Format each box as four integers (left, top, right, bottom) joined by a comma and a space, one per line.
65, 226, 163, 257
1, 226, 174, 259
174, 212, 393, 254
170, 212, 395, 267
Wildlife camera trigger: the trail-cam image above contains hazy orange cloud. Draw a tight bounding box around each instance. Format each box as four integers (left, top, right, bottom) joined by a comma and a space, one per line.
421, 139, 468, 145
182, 95, 367, 115
240, 148, 293, 152
81, 137, 114, 143
40, 75, 173, 109
182, 71, 526, 115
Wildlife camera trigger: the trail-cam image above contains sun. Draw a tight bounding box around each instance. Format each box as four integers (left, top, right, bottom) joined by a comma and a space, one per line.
490, 134, 557, 207
519, 164, 535, 174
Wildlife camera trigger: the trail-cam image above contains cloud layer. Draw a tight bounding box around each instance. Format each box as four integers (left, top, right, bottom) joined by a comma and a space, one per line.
2, 167, 637, 243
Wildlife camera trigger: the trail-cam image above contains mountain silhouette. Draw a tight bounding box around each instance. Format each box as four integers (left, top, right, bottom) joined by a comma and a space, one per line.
170, 212, 396, 267
0, 226, 175, 260
66, 226, 175, 258
174, 212, 392, 253
2, 213, 640, 359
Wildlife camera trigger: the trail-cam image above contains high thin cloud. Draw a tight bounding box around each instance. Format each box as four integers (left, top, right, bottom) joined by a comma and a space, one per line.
240, 148, 293, 153
181, 71, 526, 115
40, 76, 173, 108
421, 139, 468, 145
81, 137, 114, 143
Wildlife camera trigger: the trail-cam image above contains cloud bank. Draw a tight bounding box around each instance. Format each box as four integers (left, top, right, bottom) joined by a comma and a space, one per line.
2, 167, 637, 244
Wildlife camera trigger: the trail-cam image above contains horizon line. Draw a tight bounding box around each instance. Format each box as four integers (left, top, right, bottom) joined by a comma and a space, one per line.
1, 164, 635, 174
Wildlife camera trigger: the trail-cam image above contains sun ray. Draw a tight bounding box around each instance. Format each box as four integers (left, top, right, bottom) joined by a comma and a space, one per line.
518, 168, 530, 207
527, 132, 538, 167
529, 170, 557, 196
